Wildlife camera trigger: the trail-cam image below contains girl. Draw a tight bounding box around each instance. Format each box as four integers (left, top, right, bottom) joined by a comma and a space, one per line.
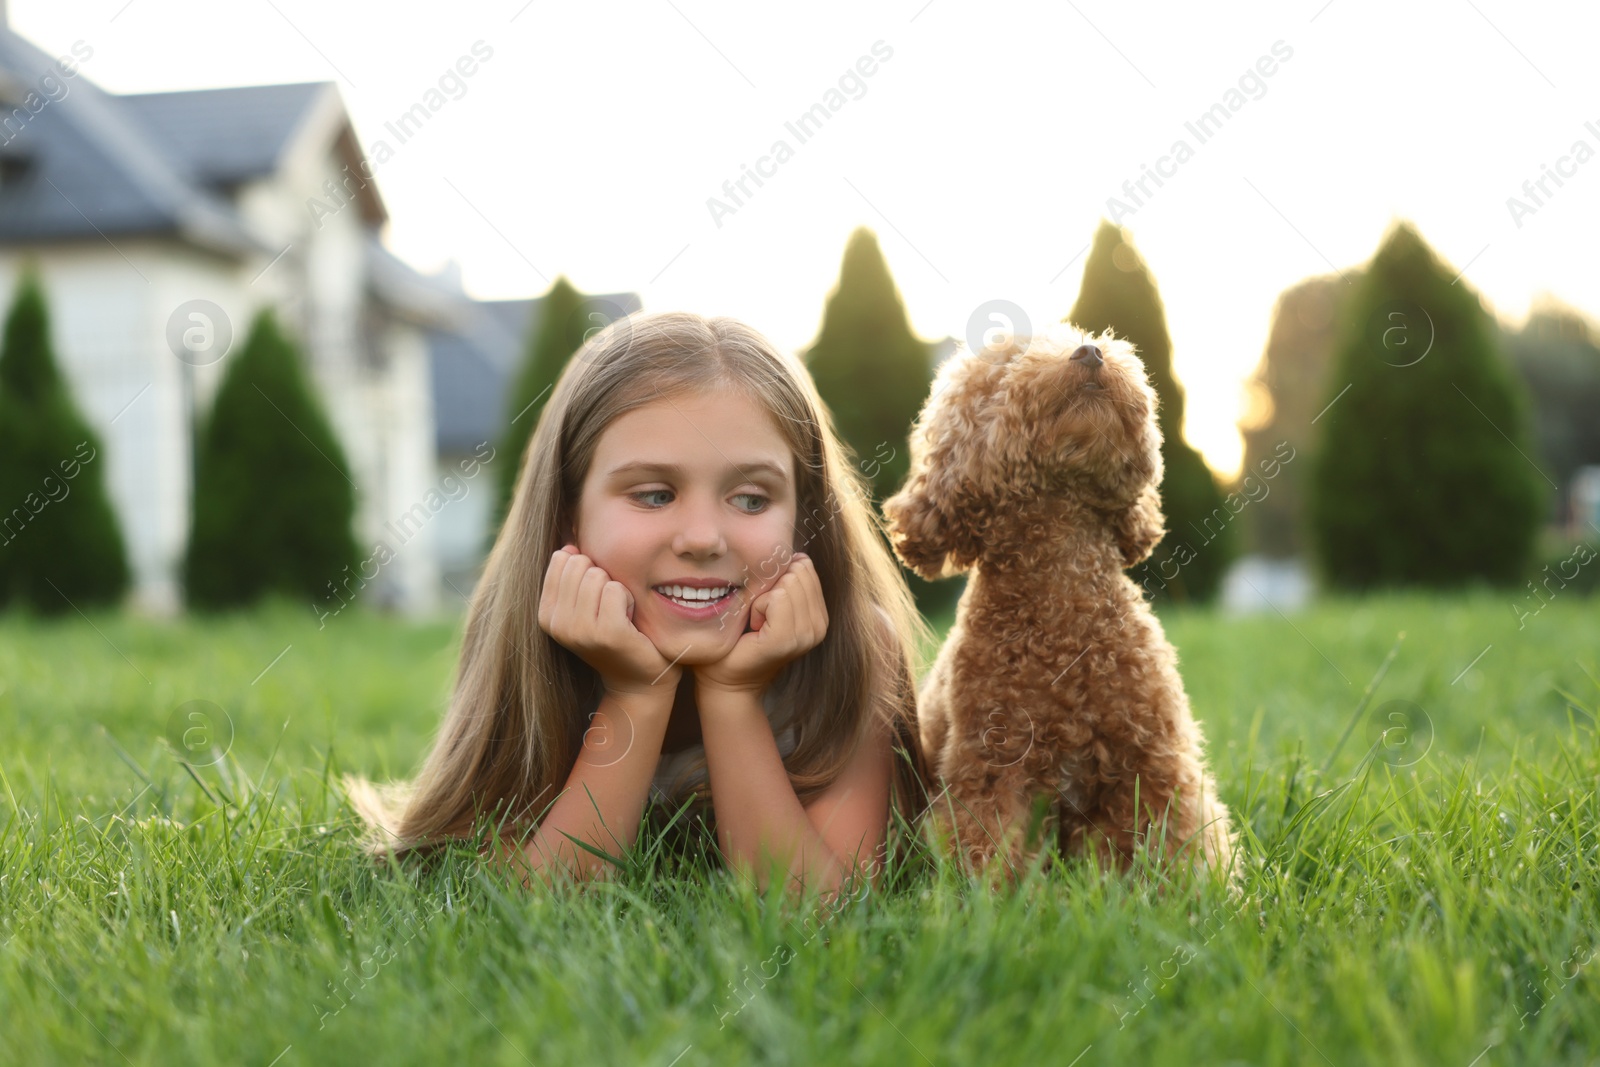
346, 311, 932, 897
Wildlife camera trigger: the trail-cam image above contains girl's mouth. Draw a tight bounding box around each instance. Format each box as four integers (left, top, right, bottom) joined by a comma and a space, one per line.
652, 585, 741, 620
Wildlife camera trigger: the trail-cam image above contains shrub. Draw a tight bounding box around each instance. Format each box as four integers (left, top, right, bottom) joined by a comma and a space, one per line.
1068, 221, 1237, 605
806, 228, 953, 617
490, 276, 592, 545
1308, 222, 1545, 590
183, 308, 360, 610
0, 269, 130, 613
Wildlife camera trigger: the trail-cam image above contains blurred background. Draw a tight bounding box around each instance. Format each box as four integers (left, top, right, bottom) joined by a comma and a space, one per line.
0, 0, 1596, 625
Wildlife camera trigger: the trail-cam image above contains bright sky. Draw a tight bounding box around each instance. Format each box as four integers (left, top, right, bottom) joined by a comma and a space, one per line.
16, 0, 1599, 480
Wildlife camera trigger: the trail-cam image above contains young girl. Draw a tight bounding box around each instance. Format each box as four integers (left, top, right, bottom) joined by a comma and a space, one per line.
346, 311, 932, 897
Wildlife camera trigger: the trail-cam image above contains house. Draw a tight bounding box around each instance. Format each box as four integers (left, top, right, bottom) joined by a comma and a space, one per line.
0, 17, 639, 616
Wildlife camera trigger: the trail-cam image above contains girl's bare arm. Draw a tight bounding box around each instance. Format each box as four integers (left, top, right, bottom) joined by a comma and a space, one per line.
499, 686, 675, 886
698, 685, 891, 899
506, 545, 685, 887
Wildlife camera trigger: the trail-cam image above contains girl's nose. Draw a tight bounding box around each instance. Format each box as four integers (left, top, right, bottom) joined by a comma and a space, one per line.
673, 500, 727, 556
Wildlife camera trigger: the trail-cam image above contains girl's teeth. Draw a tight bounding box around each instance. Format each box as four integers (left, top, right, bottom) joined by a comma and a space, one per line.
657, 586, 733, 605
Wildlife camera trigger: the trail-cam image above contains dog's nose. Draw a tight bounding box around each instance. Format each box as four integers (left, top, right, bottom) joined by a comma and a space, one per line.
1069, 344, 1103, 367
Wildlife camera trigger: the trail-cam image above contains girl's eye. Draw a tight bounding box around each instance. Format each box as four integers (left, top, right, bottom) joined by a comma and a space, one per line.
630, 490, 769, 514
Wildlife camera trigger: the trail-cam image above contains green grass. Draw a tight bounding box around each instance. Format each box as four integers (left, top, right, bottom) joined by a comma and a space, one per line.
1, 588, 1596, 1065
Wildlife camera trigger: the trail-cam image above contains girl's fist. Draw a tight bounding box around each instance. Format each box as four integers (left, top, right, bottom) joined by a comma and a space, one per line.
695, 552, 827, 698
537, 545, 680, 697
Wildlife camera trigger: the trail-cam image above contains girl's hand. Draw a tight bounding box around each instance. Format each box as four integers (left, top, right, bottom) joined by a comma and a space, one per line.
537, 545, 681, 697
695, 553, 827, 698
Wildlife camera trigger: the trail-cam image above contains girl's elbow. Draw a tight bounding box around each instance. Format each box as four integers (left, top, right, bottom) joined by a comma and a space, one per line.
495, 834, 615, 890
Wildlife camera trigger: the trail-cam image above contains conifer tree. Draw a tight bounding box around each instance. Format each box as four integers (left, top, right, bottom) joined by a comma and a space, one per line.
1069, 221, 1236, 604
0, 269, 130, 613
804, 228, 953, 615
490, 276, 590, 541
184, 308, 360, 609
1309, 222, 1544, 589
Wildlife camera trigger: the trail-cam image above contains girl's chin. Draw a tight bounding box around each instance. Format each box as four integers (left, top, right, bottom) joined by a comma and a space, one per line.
639, 618, 746, 658
653, 641, 740, 669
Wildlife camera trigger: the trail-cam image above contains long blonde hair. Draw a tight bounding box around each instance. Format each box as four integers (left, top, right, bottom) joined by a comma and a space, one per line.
345, 311, 933, 860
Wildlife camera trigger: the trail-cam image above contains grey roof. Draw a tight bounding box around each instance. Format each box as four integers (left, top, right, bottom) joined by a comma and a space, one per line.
430, 292, 642, 454
0, 29, 298, 254
365, 234, 472, 328
120, 82, 331, 186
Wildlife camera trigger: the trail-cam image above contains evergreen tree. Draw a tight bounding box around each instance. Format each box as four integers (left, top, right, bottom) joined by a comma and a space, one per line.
804, 228, 953, 616
184, 308, 360, 610
490, 276, 591, 542
1068, 221, 1237, 605
0, 269, 130, 613
1308, 222, 1545, 590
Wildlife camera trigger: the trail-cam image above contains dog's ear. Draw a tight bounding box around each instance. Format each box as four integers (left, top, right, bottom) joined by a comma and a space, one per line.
883, 470, 984, 581
1109, 483, 1166, 568
882, 350, 1002, 580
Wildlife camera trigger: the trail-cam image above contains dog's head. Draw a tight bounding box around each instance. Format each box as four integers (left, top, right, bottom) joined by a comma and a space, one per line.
882, 322, 1166, 579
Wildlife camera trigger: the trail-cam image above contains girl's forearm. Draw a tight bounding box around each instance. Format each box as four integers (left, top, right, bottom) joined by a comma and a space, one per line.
697, 687, 861, 897
512, 687, 673, 886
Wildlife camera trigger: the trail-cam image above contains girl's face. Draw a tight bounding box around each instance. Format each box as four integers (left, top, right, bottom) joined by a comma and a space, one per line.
570, 385, 799, 668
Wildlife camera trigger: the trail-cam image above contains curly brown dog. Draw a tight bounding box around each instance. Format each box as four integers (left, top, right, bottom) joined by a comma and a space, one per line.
883, 324, 1239, 889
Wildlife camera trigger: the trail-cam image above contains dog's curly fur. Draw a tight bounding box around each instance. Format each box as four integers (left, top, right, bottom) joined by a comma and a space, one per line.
883, 323, 1239, 887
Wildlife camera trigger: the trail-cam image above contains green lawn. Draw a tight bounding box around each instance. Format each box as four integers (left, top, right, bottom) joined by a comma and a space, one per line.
1, 589, 1596, 1065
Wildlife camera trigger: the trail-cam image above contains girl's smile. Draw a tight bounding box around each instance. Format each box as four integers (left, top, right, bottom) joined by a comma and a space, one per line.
652, 583, 742, 619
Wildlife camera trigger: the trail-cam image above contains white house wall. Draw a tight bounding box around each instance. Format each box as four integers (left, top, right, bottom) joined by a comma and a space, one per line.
374, 319, 441, 615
